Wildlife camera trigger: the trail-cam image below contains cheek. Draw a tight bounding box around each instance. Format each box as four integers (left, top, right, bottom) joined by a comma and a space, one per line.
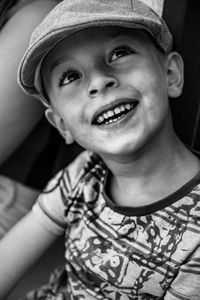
121, 65, 162, 90
139, 68, 168, 109
60, 103, 87, 133
133, 70, 169, 124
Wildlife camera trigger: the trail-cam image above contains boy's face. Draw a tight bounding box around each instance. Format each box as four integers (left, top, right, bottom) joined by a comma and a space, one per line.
42, 26, 182, 160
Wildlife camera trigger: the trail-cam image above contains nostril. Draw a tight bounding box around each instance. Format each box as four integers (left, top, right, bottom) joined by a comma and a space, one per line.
106, 81, 116, 88
89, 89, 98, 95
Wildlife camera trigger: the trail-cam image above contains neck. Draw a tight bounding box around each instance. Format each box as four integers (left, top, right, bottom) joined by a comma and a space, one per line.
101, 132, 200, 207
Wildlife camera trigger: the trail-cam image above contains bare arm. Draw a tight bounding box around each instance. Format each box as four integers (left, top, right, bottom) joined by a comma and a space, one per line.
0, 210, 59, 299
0, 0, 57, 165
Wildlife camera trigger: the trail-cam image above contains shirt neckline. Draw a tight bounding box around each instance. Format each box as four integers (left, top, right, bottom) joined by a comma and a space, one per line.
101, 167, 200, 216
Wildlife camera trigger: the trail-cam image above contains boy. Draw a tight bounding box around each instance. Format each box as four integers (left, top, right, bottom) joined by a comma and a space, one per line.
1, 0, 200, 299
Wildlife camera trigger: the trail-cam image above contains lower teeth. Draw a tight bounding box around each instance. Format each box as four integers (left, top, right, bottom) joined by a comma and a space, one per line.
105, 114, 125, 125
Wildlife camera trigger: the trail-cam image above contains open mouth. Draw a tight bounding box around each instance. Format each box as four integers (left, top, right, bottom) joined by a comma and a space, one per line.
92, 100, 139, 126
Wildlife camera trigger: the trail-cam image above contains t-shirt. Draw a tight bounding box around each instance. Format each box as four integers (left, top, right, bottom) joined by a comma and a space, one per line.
33, 151, 200, 299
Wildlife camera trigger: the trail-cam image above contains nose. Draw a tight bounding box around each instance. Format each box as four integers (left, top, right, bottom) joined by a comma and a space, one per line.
87, 70, 118, 97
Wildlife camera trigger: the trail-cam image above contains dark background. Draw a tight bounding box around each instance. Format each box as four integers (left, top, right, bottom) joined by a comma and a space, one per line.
163, 0, 200, 151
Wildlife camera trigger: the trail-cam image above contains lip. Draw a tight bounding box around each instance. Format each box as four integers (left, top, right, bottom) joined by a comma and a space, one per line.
91, 97, 139, 125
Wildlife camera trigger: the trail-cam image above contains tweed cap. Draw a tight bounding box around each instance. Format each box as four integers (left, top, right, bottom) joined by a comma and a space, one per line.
18, 0, 173, 106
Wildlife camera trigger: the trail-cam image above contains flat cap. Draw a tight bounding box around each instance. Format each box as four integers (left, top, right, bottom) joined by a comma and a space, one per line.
18, 0, 172, 106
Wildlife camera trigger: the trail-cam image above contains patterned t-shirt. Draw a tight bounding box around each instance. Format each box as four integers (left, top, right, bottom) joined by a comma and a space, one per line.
33, 151, 200, 299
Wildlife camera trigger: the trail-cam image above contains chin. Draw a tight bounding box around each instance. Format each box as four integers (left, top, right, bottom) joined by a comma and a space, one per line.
98, 141, 139, 158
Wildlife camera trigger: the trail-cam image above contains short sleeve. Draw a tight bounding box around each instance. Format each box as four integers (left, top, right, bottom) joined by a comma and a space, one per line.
32, 170, 67, 235
32, 151, 92, 235
164, 246, 200, 300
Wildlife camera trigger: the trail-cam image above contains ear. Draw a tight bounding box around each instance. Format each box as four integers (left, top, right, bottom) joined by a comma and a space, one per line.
166, 52, 184, 98
45, 108, 74, 144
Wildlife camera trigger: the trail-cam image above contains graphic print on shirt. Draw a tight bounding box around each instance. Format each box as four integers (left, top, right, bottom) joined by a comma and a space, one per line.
38, 152, 200, 299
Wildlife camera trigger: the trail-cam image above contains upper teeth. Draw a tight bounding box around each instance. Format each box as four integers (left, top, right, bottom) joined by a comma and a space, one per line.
96, 103, 134, 124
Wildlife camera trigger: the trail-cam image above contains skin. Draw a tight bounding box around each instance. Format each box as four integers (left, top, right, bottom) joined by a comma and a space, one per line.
0, 26, 199, 298
0, 0, 57, 164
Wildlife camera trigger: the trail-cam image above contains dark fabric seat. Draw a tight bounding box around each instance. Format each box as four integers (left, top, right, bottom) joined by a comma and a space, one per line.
163, 0, 200, 151
0, 116, 82, 189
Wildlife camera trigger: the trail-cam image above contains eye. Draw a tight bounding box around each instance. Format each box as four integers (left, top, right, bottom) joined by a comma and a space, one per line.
59, 70, 81, 87
109, 46, 135, 62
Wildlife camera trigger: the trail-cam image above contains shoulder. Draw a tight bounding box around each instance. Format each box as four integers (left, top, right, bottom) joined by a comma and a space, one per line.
64, 151, 100, 189
44, 151, 103, 194
38, 151, 105, 225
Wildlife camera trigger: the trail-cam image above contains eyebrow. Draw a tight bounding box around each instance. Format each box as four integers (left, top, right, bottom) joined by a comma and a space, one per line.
49, 55, 71, 74
107, 31, 134, 43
